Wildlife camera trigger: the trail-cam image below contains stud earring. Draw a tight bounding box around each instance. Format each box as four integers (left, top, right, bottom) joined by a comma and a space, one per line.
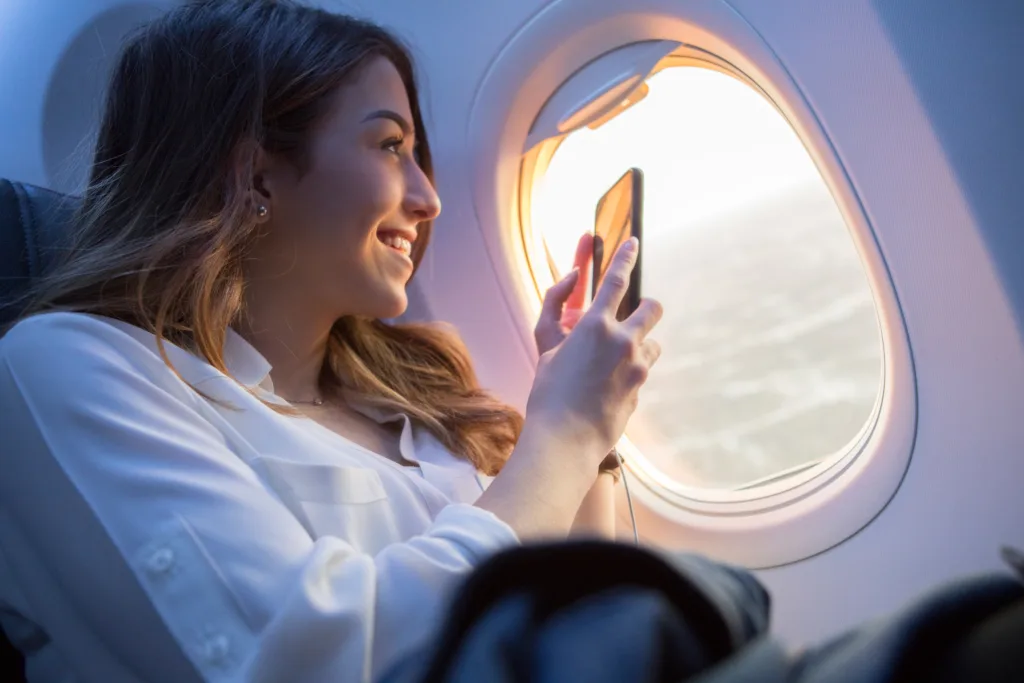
256, 204, 268, 219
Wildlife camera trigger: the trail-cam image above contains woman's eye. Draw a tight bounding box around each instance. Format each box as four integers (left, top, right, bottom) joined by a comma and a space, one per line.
382, 137, 404, 154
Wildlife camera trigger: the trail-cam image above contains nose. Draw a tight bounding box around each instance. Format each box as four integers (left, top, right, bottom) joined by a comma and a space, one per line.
404, 163, 442, 222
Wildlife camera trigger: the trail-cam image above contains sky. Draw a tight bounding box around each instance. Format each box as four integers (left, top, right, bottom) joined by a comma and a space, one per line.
531, 65, 827, 275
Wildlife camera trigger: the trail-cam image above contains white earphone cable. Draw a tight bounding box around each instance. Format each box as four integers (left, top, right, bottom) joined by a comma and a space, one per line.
613, 448, 639, 546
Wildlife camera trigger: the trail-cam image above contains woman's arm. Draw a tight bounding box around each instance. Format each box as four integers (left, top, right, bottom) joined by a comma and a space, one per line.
0, 314, 518, 683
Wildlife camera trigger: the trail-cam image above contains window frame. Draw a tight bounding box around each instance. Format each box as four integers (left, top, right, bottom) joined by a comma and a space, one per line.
466, 0, 917, 567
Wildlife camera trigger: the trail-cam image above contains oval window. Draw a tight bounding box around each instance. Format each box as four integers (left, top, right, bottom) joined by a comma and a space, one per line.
528, 64, 883, 490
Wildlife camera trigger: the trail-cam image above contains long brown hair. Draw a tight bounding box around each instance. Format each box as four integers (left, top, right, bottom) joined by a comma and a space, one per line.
18, 0, 521, 475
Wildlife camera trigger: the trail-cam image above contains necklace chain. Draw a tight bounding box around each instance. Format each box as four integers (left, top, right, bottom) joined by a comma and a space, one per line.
282, 396, 324, 406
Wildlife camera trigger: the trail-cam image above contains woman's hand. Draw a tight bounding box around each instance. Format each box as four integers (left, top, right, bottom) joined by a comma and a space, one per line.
524, 235, 662, 469
476, 236, 661, 540
536, 233, 620, 538
534, 233, 593, 356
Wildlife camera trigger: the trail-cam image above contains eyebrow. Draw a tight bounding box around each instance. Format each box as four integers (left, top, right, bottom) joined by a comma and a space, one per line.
362, 109, 413, 136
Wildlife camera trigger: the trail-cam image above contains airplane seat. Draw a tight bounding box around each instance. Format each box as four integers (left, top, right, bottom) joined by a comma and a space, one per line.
0, 178, 80, 683
0, 178, 81, 332
931, 595, 1024, 683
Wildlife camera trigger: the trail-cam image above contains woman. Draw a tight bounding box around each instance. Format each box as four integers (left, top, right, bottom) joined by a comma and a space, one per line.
0, 1, 662, 681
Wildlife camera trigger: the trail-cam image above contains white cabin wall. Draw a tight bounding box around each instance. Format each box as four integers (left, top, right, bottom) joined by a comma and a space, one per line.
871, 0, 1024, 337
0, 1, 96, 187
0, 1, 172, 192
719, 0, 1024, 646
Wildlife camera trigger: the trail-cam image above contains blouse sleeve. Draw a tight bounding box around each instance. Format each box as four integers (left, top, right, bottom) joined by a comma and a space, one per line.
0, 313, 519, 683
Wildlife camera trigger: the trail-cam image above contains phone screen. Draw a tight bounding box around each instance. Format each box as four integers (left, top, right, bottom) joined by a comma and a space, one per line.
593, 168, 643, 321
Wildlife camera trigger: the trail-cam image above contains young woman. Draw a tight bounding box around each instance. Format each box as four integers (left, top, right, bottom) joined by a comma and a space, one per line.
0, 1, 662, 681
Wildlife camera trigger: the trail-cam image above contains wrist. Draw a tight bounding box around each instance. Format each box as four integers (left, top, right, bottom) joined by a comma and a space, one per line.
521, 412, 605, 467
510, 421, 598, 493
598, 449, 623, 484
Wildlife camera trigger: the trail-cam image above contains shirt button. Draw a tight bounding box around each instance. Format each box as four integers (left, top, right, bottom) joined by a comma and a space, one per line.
203, 634, 230, 663
146, 548, 175, 575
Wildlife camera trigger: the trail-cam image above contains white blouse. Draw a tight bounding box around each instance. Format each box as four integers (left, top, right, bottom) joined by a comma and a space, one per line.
0, 312, 520, 683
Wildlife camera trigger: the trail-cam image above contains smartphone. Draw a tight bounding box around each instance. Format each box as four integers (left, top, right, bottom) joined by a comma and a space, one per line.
592, 167, 643, 321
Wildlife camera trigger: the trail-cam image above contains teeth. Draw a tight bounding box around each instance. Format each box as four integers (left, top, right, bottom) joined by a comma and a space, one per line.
380, 233, 412, 255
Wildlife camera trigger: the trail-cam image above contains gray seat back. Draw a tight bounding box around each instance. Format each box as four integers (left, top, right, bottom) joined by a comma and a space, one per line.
0, 178, 81, 330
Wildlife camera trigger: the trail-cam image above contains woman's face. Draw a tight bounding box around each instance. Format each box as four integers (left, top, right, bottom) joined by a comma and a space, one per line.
247, 56, 441, 323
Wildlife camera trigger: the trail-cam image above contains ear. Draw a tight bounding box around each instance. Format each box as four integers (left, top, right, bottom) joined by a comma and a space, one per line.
239, 138, 300, 224
230, 138, 274, 211
251, 143, 274, 203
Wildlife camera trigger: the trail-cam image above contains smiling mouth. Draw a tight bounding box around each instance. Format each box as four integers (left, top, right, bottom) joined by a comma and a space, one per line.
377, 231, 413, 258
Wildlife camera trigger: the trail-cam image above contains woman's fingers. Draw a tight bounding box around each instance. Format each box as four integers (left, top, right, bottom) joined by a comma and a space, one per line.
624, 298, 663, 341
540, 268, 579, 319
535, 268, 580, 350
565, 233, 594, 313
639, 337, 662, 369
624, 338, 661, 388
535, 231, 595, 353
590, 237, 637, 316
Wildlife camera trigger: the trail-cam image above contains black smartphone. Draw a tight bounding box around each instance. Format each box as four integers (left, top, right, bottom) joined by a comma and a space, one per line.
592, 167, 643, 321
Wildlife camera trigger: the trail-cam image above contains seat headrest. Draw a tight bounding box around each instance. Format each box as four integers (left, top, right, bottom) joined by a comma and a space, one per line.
0, 179, 81, 331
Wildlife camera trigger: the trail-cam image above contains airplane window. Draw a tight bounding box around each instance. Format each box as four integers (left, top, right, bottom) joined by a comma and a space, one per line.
527, 64, 883, 491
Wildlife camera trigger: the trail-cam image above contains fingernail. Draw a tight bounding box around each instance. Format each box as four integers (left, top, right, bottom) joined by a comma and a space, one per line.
567, 267, 579, 279
625, 237, 638, 253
